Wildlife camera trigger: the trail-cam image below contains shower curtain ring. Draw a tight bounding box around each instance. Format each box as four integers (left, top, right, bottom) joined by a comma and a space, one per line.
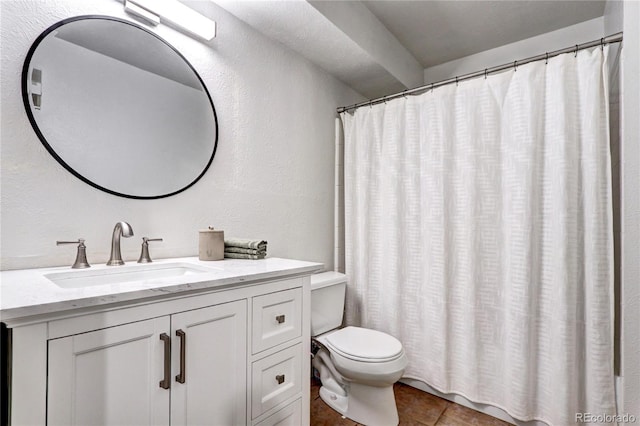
430, 83, 434, 92
383, 96, 387, 104
455, 76, 459, 86
513, 60, 517, 71
484, 69, 488, 79
403, 90, 408, 99
575, 45, 579, 57
545, 53, 549, 64
601, 38, 604, 51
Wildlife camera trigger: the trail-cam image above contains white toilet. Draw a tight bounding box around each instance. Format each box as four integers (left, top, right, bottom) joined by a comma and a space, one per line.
311, 272, 408, 426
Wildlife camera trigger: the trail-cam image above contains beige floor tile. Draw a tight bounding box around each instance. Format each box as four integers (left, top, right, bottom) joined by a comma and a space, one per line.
394, 382, 449, 426
310, 379, 509, 426
436, 403, 512, 426
311, 392, 358, 426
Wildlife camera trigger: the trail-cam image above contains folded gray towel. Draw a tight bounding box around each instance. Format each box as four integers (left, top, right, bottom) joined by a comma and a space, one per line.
224, 238, 267, 250
225, 247, 267, 255
224, 252, 266, 260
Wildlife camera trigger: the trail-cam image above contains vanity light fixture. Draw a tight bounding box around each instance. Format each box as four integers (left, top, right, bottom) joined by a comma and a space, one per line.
124, 0, 160, 26
124, 0, 216, 41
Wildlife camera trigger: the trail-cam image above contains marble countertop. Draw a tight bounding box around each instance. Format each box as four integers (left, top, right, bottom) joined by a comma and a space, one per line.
0, 257, 323, 322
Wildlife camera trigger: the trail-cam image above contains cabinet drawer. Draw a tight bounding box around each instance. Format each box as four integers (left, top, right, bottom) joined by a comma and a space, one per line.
252, 288, 302, 353
255, 399, 302, 426
251, 344, 302, 418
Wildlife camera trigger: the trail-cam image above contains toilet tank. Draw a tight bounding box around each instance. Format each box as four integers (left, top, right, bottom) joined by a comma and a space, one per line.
310, 271, 347, 336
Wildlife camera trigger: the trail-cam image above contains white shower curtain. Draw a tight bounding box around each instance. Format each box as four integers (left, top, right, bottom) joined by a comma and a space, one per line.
341, 47, 615, 425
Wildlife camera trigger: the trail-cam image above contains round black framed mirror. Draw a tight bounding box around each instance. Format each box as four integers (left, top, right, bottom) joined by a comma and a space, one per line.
22, 15, 218, 199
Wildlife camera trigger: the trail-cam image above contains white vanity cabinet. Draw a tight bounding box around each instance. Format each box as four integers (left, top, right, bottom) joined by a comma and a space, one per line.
47, 317, 173, 425
1, 258, 319, 426
170, 300, 247, 426
47, 300, 247, 426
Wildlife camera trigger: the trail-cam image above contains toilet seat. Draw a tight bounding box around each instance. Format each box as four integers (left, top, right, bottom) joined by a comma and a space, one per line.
322, 326, 403, 363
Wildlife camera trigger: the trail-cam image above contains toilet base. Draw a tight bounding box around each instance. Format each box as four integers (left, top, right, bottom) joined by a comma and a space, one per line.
319, 382, 400, 426
319, 386, 348, 416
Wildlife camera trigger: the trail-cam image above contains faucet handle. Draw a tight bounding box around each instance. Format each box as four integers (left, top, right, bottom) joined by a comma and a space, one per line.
138, 237, 163, 263
56, 239, 91, 269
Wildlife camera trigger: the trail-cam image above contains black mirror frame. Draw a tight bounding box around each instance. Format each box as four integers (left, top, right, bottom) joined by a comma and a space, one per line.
21, 15, 219, 200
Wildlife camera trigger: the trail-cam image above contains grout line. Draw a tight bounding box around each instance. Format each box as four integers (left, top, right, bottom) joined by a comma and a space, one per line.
433, 401, 450, 425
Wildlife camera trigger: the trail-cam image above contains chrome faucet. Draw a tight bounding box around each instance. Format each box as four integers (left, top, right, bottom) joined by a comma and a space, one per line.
107, 221, 134, 266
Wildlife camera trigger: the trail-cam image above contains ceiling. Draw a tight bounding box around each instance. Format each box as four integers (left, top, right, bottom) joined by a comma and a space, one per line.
362, 1, 606, 68
214, 0, 606, 98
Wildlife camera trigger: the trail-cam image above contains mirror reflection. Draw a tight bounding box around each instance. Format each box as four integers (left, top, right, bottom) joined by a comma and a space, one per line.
23, 16, 218, 199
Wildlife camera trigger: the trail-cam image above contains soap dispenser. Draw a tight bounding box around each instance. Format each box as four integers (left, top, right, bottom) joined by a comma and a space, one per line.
199, 227, 224, 260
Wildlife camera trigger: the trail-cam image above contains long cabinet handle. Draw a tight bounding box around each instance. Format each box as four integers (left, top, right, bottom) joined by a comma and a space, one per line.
176, 329, 186, 384
159, 333, 171, 389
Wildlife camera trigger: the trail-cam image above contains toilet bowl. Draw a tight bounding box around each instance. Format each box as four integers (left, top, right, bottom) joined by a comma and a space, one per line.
311, 272, 407, 426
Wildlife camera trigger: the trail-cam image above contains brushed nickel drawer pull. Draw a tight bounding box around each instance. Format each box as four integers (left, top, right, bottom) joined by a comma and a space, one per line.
159, 333, 171, 389
176, 329, 186, 384
276, 374, 285, 384
275, 315, 285, 324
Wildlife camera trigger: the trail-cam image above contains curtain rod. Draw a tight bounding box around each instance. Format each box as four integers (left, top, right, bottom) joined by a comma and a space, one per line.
337, 32, 623, 114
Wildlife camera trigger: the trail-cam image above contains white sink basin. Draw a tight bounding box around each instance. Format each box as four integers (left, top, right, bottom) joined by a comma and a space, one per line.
45, 262, 218, 288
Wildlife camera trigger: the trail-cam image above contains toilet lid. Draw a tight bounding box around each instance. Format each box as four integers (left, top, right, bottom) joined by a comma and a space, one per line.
324, 326, 403, 362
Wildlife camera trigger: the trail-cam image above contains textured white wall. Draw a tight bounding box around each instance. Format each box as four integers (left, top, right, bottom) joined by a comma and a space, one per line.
423, 17, 605, 84
0, 0, 363, 270
619, 0, 640, 417
604, 0, 640, 415
604, 0, 625, 411
604, 0, 624, 35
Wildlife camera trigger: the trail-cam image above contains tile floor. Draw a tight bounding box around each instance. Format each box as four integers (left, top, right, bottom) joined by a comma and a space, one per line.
310, 378, 512, 426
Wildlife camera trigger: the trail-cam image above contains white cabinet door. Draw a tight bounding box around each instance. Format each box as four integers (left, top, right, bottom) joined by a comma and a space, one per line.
170, 300, 247, 426
47, 317, 170, 426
